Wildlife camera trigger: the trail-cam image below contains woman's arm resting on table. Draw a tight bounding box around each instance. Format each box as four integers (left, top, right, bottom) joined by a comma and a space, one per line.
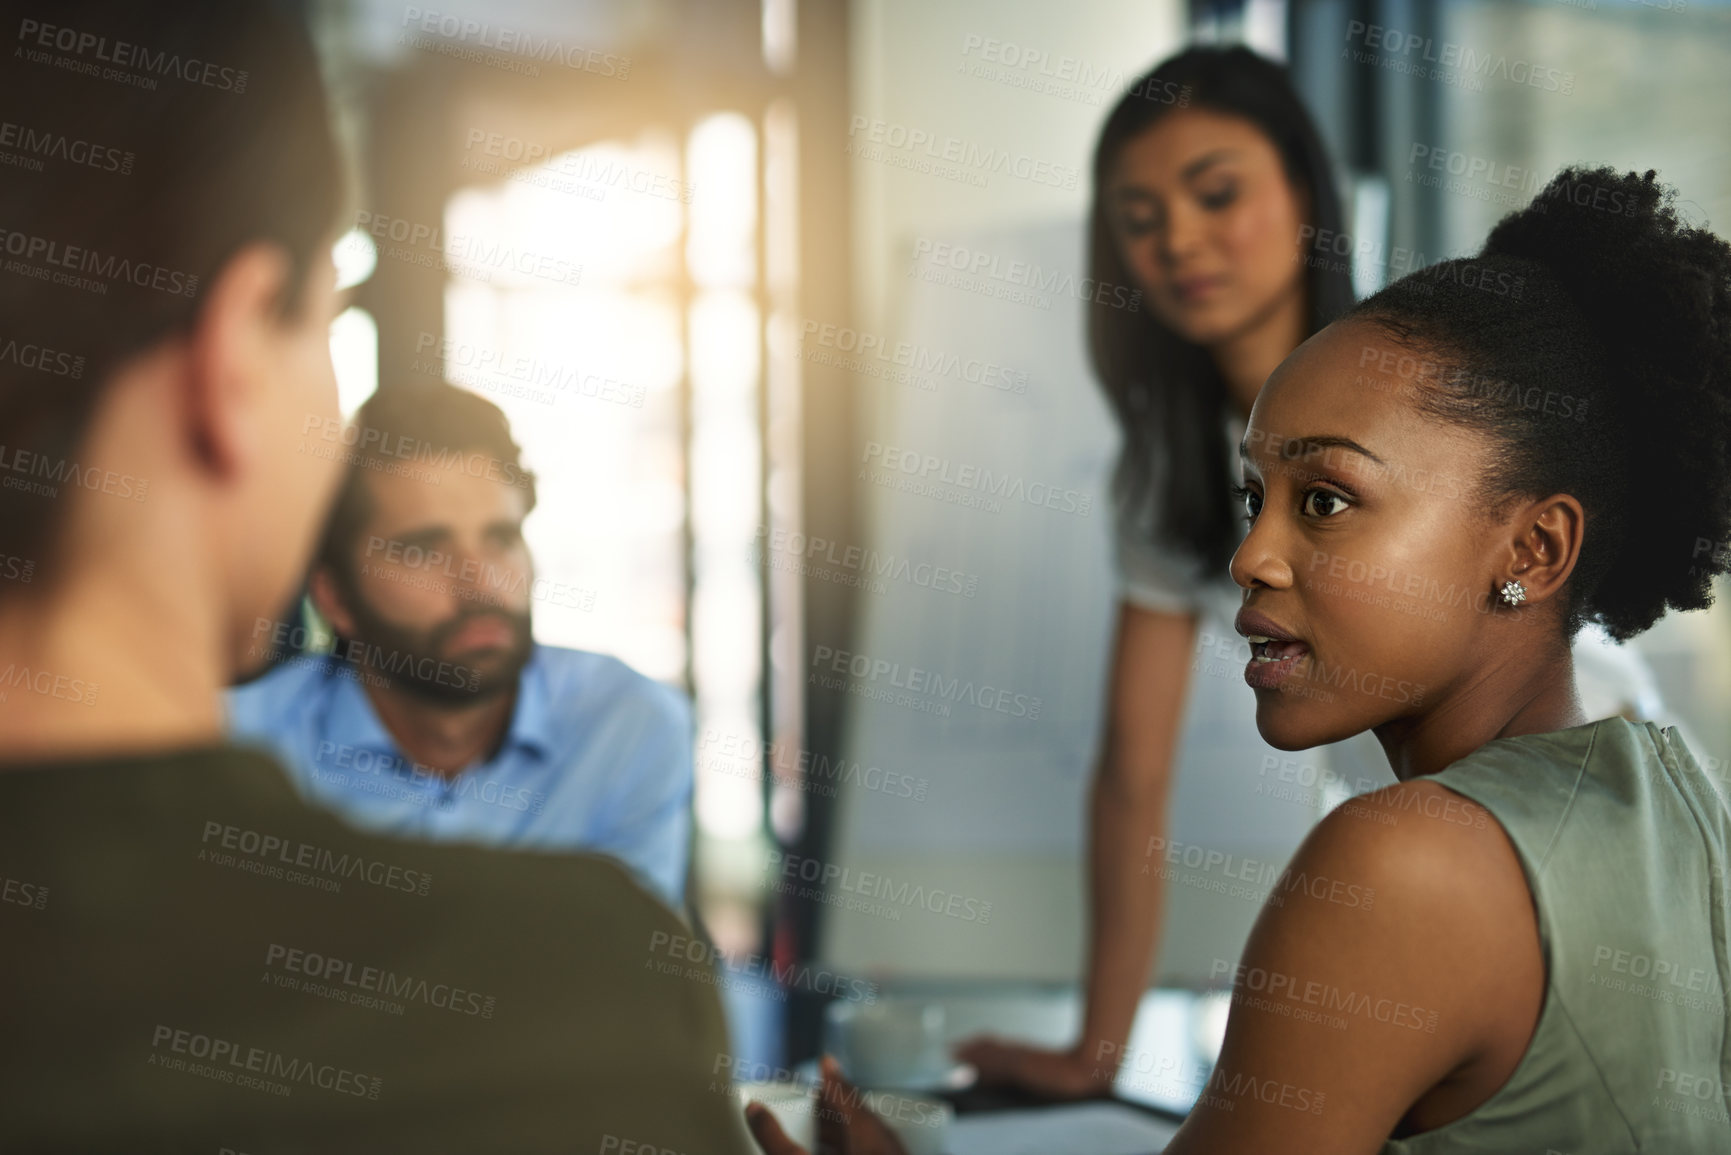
957, 604, 1199, 1096
1163, 781, 1544, 1155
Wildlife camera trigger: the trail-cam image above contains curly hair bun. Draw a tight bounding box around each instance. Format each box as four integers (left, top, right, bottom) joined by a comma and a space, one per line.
1354, 167, 1731, 640
1501, 169, 1731, 636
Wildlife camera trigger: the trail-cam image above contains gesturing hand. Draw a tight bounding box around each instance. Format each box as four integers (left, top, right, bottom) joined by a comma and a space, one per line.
745, 1055, 910, 1155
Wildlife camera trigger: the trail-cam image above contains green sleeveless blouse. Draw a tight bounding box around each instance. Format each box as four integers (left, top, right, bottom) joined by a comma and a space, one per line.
1381, 717, 1731, 1154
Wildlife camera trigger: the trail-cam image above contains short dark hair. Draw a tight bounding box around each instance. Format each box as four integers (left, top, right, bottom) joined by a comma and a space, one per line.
315, 383, 540, 581
1089, 45, 1354, 576
1351, 167, 1731, 641
0, 0, 343, 580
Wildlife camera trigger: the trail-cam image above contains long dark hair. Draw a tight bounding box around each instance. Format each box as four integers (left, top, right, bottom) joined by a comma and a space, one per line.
1089, 46, 1353, 575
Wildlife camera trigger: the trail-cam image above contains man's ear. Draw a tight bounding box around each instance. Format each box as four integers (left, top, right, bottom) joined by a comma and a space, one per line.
309, 565, 358, 638
185, 242, 293, 480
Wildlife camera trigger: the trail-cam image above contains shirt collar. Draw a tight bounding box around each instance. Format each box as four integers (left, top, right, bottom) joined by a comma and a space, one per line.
504, 644, 554, 762
322, 658, 399, 756
321, 643, 553, 767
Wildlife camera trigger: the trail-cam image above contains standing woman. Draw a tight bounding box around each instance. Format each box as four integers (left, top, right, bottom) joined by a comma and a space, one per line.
957, 45, 1357, 1096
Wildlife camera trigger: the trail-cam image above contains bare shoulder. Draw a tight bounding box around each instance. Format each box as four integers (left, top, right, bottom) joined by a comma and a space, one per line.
1163, 777, 1543, 1154
1291, 772, 1529, 940
1269, 777, 1545, 1083
1289, 778, 1539, 980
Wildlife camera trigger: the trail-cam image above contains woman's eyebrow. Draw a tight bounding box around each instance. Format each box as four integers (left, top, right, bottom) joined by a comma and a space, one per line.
1179, 148, 1243, 181
1111, 149, 1245, 199
1238, 434, 1387, 467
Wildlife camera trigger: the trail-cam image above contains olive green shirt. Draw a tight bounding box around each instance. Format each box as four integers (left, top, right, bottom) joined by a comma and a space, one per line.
0, 745, 761, 1154
1384, 717, 1731, 1154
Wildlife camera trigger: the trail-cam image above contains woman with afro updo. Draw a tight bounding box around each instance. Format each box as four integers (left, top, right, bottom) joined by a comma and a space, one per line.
1172, 165, 1731, 1153
752, 165, 1731, 1155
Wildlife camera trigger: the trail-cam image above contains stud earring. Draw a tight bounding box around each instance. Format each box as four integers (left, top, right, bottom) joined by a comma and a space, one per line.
1499, 579, 1528, 607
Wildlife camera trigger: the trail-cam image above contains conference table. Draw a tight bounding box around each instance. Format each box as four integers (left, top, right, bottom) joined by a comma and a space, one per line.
764, 980, 1220, 1154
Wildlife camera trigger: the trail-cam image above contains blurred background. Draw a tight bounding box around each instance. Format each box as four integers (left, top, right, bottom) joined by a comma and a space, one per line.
298, 0, 1731, 1079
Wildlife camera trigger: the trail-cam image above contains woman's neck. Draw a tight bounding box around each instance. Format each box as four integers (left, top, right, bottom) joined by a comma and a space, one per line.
1211, 286, 1310, 420
1373, 647, 1591, 781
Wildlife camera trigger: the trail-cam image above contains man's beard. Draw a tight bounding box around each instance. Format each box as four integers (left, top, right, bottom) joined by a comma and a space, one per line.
337, 588, 534, 706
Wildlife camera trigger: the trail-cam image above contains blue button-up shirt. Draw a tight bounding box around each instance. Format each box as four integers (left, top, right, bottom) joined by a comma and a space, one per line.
225, 643, 692, 909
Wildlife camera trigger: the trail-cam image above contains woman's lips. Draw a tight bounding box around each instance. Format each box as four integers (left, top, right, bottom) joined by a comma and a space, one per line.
1243, 634, 1311, 690
1171, 275, 1226, 302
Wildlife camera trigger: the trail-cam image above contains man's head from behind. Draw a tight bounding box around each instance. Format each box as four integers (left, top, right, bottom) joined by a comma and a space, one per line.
309, 383, 541, 705
0, 0, 346, 678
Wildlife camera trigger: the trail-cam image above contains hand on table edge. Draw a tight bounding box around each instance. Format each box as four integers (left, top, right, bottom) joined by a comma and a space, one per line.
951, 1035, 1119, 1101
